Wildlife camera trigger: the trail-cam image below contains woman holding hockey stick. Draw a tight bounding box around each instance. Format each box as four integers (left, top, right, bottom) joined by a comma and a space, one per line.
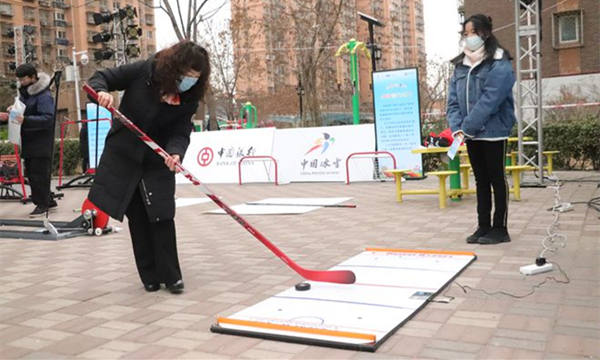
87, 40, 210, 294
447, 14, 516, 245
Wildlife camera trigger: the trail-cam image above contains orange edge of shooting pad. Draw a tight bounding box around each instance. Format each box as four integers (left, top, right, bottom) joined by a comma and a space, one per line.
217, 317, 376, 342
366, 248, 475, 256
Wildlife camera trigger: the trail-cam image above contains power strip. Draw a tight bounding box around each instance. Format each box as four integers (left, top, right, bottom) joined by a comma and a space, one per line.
520, 263, 553, 275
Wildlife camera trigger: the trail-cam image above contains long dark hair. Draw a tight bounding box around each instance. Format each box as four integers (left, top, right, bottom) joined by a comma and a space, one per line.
153, 40, 210, 101
451, 14, 511, 65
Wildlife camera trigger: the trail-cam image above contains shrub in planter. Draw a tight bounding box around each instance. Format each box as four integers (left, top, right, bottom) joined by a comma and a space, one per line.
0, 139, 83, 176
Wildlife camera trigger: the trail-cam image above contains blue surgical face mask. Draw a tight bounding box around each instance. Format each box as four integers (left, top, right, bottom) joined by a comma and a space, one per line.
177, 76, 198, 93
464, 35, 485, 51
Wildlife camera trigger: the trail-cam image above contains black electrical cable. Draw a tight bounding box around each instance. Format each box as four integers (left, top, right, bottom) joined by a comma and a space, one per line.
571, 196, 600, 213
438, 261, 570, 300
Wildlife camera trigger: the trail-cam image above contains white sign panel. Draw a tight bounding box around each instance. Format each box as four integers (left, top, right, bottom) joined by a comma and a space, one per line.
372, 68, 424, 178
272, 124, 375, 182
177, 127, 276, 184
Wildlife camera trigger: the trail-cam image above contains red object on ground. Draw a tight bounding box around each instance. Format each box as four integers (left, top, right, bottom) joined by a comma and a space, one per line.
81, 198, 110, 229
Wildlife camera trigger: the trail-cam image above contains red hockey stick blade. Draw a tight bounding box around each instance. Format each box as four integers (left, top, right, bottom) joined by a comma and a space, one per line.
298, 268, 356, 284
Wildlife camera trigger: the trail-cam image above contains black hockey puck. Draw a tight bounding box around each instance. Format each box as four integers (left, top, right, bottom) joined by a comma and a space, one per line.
295, 282, 311, 291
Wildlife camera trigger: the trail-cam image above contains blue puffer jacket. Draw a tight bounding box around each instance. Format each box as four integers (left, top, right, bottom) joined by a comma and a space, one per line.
447, 49, 516, 139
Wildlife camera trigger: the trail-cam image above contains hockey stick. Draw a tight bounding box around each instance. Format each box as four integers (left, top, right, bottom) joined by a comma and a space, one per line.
83, 84, 355, 284
246, 202, 357, 208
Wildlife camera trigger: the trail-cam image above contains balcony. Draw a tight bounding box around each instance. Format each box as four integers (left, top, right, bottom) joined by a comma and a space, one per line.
53, 1, 70, 9
39, 1, 51, 7
40, 19, 51, 27
55, 37, 69, 46
54, 19, 67, 27
0, 9, 13, 17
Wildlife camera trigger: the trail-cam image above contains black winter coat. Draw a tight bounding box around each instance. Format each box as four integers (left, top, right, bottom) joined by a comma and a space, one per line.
19, 73, 55, 158
87, 58, 199, 222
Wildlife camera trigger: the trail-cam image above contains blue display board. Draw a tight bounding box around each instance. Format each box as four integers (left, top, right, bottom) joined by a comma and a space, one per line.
372, 68, 423, 177
86, 103, 111, 169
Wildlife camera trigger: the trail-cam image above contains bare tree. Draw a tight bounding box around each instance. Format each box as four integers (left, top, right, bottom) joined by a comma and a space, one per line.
150, 0, 228, 130
200, 9, 260, 122
250, 0, 345, 127
416, 59, 451, 134
420, 59, 452, 117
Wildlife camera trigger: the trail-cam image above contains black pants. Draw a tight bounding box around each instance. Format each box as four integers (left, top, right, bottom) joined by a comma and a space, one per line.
125, 188, 182, 286
466, 140, 509, 229
24, 157, 52, 208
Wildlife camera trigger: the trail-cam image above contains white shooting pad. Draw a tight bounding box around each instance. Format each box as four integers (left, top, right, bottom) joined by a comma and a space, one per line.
205, 197, 352, 215
211, 249, 476, 351
175, 197, 212, 208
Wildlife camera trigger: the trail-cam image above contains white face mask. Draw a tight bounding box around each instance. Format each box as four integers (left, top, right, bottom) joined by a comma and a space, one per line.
464, 35, 485, 51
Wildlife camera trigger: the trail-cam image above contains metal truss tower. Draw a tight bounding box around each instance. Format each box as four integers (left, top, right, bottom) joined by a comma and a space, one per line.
514, 0, 546, 185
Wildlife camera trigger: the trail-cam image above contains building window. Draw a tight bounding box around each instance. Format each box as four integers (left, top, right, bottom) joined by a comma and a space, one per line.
0, 2, 13, 16
56, 30, 66, 39
559, 14, 578, 42
54, 11, 65, 20
86, 12, 96, 25
147, 30, 153, 40
24, 7, 35, 20
553, 10, 583, 48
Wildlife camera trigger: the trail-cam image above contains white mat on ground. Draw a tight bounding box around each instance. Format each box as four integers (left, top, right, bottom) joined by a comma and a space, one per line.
175, 197, 212, 208
211, 248, 476, 351
205, 197, 352, 215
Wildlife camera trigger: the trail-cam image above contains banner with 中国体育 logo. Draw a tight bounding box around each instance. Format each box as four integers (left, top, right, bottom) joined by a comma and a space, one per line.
272, 124, 375, 182
177, 127, 276, 184
372, 67, 423, 178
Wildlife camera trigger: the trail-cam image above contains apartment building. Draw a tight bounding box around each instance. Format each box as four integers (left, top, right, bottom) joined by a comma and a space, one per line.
0, 0, 156, 121
231, 0, 426, 115
462, 0, 599, 77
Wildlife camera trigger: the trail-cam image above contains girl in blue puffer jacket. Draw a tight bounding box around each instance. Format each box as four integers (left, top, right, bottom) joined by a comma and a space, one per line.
447, 14, 516, 245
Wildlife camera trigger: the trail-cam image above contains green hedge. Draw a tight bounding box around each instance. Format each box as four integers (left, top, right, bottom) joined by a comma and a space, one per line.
542, 115, 599, 170
423, 114, 600, 171
0, 139, 83, 176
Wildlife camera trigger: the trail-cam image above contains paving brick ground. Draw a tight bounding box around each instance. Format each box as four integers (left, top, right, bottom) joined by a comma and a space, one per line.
0, 171, 598, 359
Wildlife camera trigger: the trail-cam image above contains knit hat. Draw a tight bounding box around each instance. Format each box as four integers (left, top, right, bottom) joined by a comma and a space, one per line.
15, 63, 37, 78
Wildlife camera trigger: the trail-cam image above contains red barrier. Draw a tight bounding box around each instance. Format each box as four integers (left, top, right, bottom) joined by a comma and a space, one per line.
238, 156, 278, 185
345, 151, 397, 185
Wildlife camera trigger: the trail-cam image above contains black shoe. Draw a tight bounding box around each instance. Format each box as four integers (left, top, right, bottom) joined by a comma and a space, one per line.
49, 200, 58, 210
478, 227, 511, 245
466, 226, 490, 243
143, 283, 160, 292
167, 280, 184, 294
29, 206, 49, 218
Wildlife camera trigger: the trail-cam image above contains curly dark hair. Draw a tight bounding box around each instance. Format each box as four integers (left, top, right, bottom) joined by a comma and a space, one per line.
153, 40, 210, 102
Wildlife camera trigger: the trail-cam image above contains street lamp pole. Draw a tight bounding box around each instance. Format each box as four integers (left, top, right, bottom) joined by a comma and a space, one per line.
296, 78, 304, 122
72, 47, 81, 123
72, 47, 87, 124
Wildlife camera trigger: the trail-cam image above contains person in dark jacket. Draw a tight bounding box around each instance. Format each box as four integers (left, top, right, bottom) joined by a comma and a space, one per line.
447, 14, 516, 245
87, 40, 210, 294
0, 64, 56, 217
